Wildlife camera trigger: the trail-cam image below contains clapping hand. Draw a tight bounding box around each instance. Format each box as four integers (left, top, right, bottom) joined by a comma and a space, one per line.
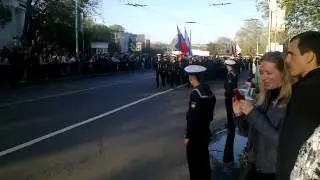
233, 99, 254, 117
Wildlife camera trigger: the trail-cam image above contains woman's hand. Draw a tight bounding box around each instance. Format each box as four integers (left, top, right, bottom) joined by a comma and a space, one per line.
232, 99, 243, 117
183, 138, 189, 145
239, 100, 254, 115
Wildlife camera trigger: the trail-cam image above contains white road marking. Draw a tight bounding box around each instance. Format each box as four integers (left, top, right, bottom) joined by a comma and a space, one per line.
0, 84, 185, 157
0, 76, 154, 108
215, 129, 228, 135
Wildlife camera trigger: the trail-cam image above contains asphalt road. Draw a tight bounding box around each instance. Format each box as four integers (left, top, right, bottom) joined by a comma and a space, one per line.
0, 70, 230, 180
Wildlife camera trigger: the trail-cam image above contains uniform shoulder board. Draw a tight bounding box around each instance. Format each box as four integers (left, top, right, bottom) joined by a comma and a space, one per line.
192, 88, 209, 98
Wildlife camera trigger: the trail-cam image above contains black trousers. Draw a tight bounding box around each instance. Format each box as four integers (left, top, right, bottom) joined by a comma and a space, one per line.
223, 97, 235, 163
175, 73, 181, 85
156, 70, 160, 87
160, 72, 166, 87
170, 72, 176, 87
186, 140, 211, 180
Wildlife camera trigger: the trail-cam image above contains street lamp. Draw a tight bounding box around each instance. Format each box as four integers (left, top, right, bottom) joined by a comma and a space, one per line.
209, 2, 231, 6
75, 0, 79, 54
185, 21, 199, 47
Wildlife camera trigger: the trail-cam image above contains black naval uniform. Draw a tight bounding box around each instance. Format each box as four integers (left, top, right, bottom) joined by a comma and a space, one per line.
159, 59, 167, 87
175, 61, 181, 85
186, 84, 216, 180
155, 59, 161, 87
223, 70, 238, 163
168, 60, 175, 87
169, 60, 180, 87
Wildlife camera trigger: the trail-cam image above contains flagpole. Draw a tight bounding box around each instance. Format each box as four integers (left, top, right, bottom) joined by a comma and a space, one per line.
190, 29, 192, 45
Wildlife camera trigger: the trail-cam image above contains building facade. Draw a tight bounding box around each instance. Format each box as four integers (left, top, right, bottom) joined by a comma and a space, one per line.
0, 0, 27, 48
270, 0, 286, 32
120, 32, 138, 53
119, 32, 149, 53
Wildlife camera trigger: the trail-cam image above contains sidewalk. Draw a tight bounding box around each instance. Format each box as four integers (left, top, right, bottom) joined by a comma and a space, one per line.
209, 129, 247, 180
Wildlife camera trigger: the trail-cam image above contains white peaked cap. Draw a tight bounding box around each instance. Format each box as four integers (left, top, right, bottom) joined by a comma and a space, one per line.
184, 65, 207, 74
225, 59, 236, 65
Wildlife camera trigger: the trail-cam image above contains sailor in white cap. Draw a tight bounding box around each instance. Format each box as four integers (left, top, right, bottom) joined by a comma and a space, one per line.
184, 65, 216, 180
223, 59, 239, 165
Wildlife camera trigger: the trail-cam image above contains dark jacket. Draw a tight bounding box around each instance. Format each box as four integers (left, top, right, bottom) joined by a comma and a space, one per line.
186, 84, 216, 141
245, 90, 286, 173
277, 68, 320, 180
224, 71, 238, 97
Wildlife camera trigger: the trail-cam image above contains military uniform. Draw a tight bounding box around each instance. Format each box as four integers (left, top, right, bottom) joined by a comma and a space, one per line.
223, 60, 238, 164
159, 59, 167, 87
164, 59, 170, 86
169, 59, 179, 87
155, 57, 161, 87
184, 65, 216, 180
174, 60, 181, 85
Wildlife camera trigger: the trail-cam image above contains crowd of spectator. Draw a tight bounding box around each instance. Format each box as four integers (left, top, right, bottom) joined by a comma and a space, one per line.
0, 43, 152, 83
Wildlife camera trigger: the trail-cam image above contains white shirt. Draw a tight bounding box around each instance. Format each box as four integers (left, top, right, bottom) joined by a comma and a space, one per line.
290, 125, 320, 180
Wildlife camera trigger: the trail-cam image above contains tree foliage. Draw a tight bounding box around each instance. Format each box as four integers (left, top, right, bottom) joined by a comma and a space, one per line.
235, 19, 288, 55
255, 0, 320, 36
22, 0, 100, 49
0, 0, 12, 28
256, 0, 269, 19
281, 0, 320, 36
109, 24, 125, 32
207, 37, 233, 55
235, 20, 265, 55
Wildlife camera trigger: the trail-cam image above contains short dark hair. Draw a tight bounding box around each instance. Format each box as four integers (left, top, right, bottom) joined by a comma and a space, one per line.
290, 31, 320, 64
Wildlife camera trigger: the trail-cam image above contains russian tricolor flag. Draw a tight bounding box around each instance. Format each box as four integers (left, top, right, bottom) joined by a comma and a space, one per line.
184, 28, 192, 56
176, 26, 189, 56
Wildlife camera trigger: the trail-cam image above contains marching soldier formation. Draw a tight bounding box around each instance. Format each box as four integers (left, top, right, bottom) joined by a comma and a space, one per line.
155, 54, 187, 88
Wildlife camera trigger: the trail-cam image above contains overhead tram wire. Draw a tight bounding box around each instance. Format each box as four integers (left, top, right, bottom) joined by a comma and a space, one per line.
122, 3, 217, 28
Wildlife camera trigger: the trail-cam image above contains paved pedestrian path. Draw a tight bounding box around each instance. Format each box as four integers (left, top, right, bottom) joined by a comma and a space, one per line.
209, 129, 247, 180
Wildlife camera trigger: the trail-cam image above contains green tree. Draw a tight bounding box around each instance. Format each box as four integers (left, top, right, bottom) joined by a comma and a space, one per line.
109, 24, 125, 32
21, 0, 100, 48
208, 37, 233, 55
90, 24, 112, 42
150, 42, 168, 54
256, 0, 269, 19
282, 0, 320, 36
0, 0, 12, 28
206, 42, 224, 55
255, 0, 320, 37
235, 19, 265, 55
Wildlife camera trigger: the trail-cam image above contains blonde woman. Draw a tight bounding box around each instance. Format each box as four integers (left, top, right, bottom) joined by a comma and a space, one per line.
233, 51, 293, 180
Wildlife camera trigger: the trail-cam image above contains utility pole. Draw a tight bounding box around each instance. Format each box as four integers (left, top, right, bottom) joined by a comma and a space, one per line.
256, 36, 259, 55
274, 5, 278, 50
75, 0, 79, 54
268, 0, 272, 52
81, 12, 85, 52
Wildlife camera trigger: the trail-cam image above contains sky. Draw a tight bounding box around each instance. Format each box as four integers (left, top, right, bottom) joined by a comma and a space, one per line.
97, 0, 264, 44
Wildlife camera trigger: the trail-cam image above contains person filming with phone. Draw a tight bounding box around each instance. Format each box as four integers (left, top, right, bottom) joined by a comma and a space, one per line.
233, 51, 293, 180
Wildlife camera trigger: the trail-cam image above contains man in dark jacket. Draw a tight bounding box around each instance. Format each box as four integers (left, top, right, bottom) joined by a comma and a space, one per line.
223, 59, 238, 164
277, 31, 320, 180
